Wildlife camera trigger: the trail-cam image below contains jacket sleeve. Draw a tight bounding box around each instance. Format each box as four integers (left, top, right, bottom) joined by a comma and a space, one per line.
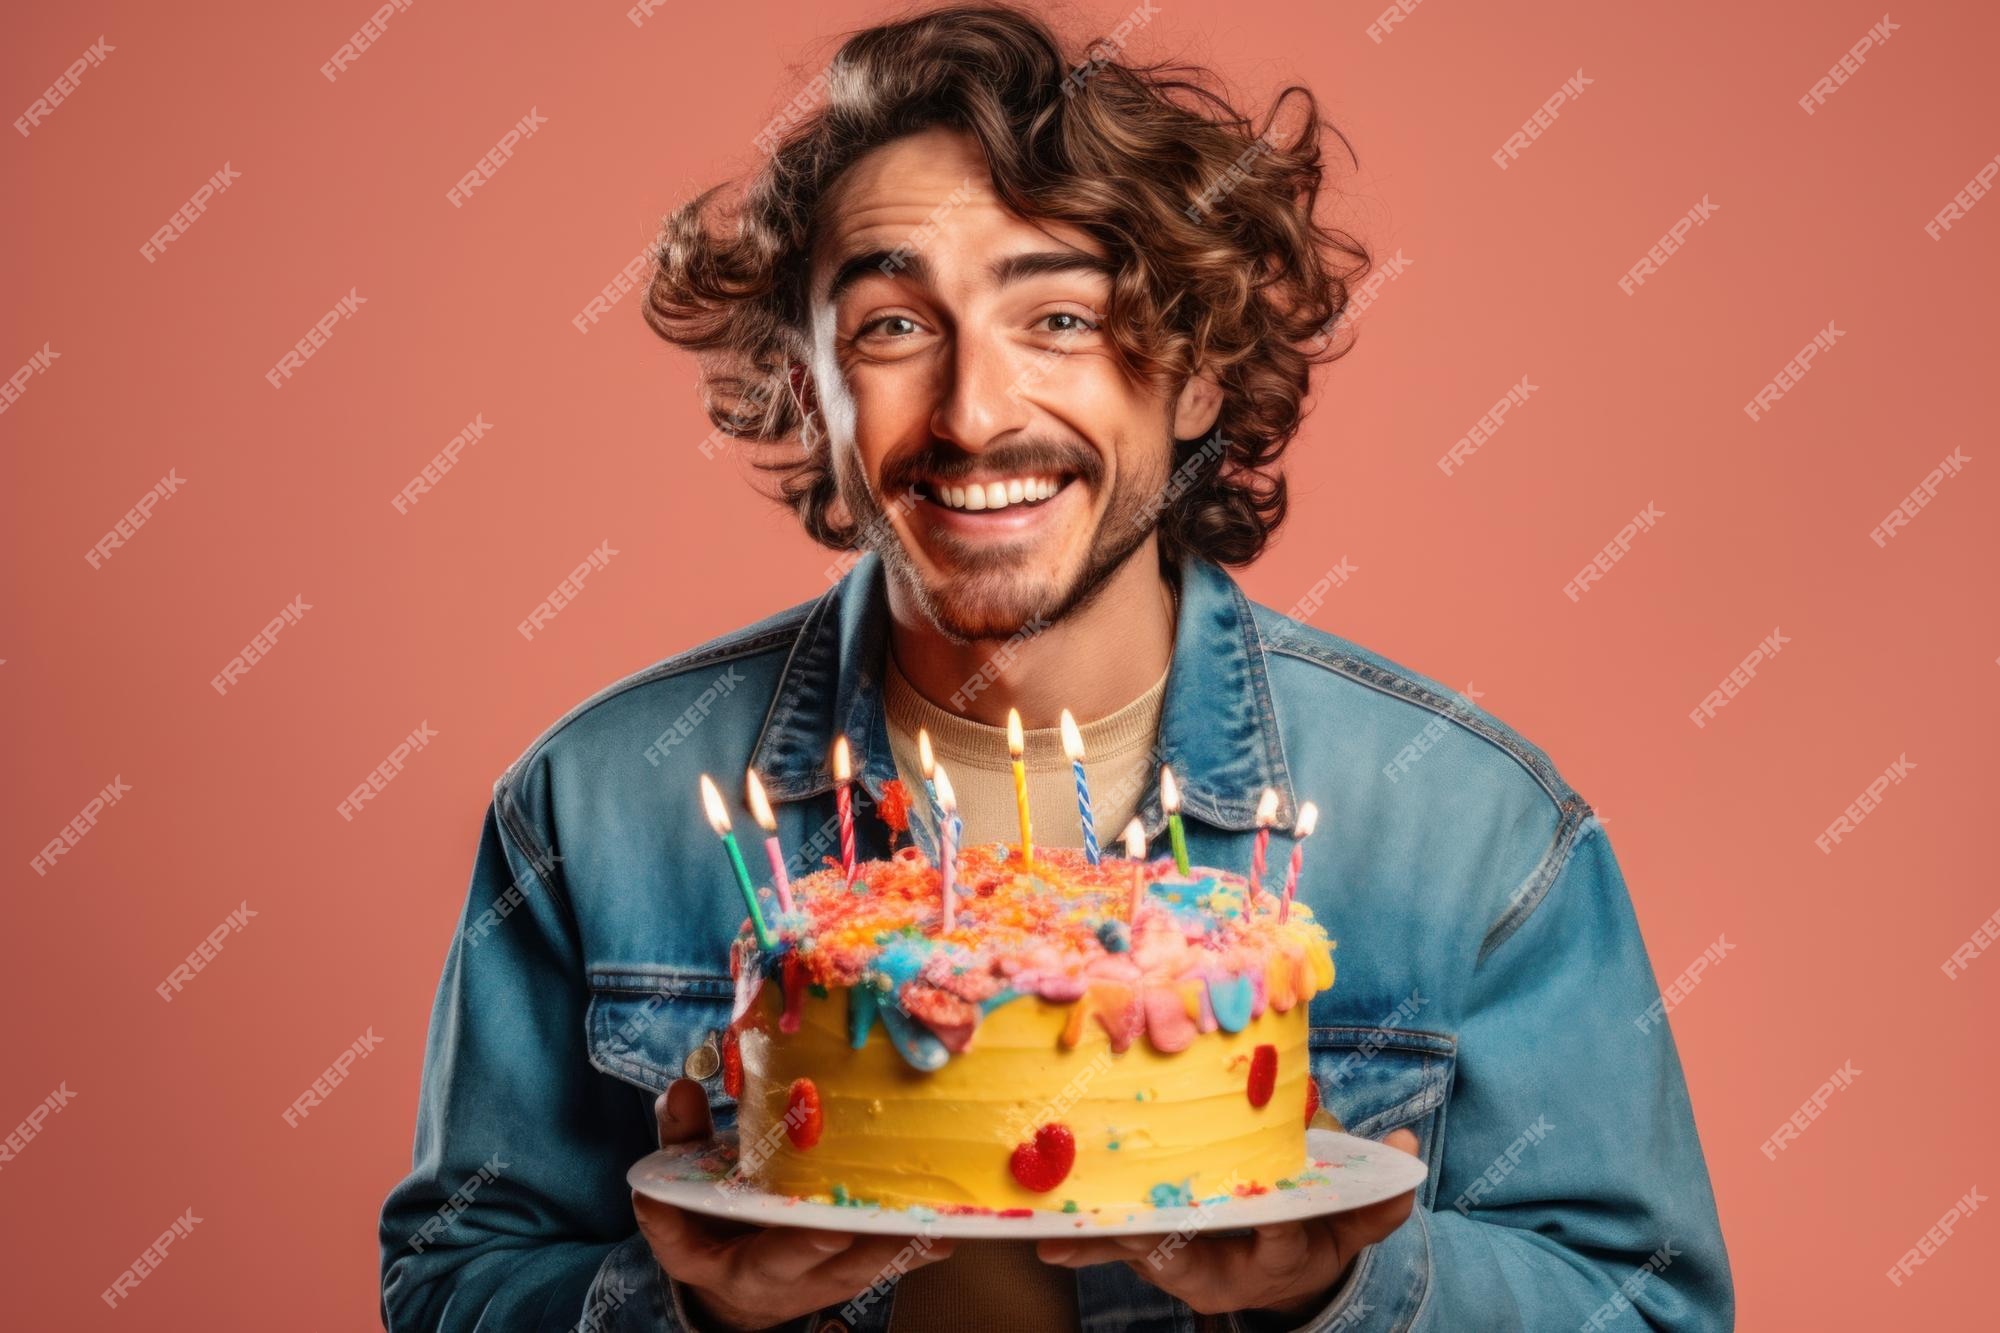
1239, 818, 1735, 1332
379, 793, 693, 1331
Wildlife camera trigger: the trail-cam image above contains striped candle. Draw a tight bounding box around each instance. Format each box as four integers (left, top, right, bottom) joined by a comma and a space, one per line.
934, 762, 959, 933
1280, 801, 1319, 923
1249, 787, 1279, 906
831, 735, 858, 886
917, 726, 948, 860
1059, 709, 1099, 865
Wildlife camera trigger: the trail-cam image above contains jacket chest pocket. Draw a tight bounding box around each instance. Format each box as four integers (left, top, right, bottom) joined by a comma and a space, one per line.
586, 968, 740, 1129
1308, 1026, 1455, 1212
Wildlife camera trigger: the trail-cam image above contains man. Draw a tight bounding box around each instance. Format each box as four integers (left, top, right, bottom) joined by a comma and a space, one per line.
380, 6, 1732, 1330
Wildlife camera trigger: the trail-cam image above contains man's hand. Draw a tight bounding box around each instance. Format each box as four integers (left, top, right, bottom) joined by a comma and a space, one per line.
632, 1078, 955, 1331
1034, 1128, 1421, 1319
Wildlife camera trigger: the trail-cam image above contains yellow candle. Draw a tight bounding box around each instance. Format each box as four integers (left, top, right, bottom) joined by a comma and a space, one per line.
1006, 707, 1034, 872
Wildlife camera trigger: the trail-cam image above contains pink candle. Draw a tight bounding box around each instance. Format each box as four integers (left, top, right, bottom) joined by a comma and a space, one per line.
1249, 787, 1278, 907
1121, 816, 1146, 923
744, 768, 793, 914
1280, 801, 1319, 923
832, 736, 858, 885
934, 763, 958, 933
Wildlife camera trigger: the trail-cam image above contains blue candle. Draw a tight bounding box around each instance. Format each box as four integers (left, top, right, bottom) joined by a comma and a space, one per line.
1060, 710, 1100, 866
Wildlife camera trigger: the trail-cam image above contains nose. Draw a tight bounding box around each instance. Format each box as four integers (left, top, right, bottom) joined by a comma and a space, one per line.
928, 325, 1032, 456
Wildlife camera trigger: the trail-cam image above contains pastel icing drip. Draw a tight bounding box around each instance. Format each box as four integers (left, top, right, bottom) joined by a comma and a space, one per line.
729, 844, 1335, 1070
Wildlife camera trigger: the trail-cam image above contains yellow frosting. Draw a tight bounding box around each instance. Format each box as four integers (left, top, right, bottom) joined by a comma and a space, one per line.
735, 980, 1313, 1211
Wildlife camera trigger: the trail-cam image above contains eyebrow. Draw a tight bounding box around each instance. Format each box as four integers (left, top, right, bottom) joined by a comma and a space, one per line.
822, 247, 1115, 305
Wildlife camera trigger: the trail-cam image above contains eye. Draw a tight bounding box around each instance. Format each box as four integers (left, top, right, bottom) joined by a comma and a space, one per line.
858, 315, 923, 339
1037, 311, 1100, 335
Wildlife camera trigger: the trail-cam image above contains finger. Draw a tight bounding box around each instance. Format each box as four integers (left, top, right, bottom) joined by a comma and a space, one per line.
1249, 1220, 1313, 1276
811, 1233, 956, 1289
1380, 1128, 1419, 1158
735, 1225, 858, 1282
631, 1193, 728, 1287
655, 1078, 714, 1146
1039, 1232, 1173, 1267
1330, 1187, 1417, 1254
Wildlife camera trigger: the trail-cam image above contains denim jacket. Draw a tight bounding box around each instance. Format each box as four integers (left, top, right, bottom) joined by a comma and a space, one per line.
380, 548, 1733, 1332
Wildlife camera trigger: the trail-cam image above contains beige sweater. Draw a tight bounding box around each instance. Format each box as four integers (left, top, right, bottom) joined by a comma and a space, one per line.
883, 651, 1167, 856
877, 650, 1168, 1332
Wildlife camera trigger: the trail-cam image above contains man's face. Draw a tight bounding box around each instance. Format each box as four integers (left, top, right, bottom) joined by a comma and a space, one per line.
804, 127, 1205, 643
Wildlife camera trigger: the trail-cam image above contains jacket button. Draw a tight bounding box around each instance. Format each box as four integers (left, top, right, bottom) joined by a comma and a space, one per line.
684, 1032, 721, 1081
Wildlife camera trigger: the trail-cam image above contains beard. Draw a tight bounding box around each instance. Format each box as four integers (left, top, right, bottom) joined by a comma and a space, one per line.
836, 431, 1173, 645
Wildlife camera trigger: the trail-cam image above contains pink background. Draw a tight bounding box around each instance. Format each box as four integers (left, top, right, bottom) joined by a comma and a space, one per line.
6, 0, 1997, 1326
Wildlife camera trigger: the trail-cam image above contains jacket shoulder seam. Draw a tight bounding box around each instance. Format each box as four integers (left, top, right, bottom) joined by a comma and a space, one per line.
498, 604, 814, 797
1259, 634, 1573, 811
489, 599, 820, 888
1477, 806, 1599, 963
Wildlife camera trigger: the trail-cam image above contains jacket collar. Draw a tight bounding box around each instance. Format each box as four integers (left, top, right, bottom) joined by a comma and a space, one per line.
747, 547, 1302, 835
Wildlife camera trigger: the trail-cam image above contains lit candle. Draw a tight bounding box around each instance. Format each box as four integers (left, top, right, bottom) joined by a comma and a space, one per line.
1280, 800, 1319, 923
917, 726, 948, 858
1160, 763, 1190, 876
1121, 815, 1146, 922
744, 768, 793, 915
934, 763, 958, 933
1059, 709, 1100, 866
831, 735, 858, 886
700, 773, 777, 951
1249, 786, 1279, 907
1006, 707, 1034, 872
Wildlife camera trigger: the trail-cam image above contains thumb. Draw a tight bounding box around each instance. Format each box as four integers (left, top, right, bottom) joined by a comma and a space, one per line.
655, 1077, 715, 1146
1380, 1128, 1419, 1158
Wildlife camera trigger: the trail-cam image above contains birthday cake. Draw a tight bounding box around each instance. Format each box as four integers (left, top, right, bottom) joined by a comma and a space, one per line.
720, 836, 1336, 1213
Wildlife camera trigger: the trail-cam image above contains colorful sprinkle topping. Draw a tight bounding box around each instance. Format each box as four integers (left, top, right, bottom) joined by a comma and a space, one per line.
732, 845, 1335, 1071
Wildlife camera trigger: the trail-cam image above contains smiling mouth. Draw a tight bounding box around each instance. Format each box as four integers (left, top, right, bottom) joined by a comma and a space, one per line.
910, 471, 1080, 514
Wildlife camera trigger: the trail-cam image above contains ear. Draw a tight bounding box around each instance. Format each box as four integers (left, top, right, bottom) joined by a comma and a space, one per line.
1170, 368, 1225, 442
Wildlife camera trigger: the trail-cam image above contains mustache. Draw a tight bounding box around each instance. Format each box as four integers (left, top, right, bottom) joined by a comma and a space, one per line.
883, 439, 1102, 491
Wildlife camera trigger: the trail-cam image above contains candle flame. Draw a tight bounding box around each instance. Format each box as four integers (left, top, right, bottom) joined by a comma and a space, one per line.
1121, 815, 1145, 858
933, 762, 957, 813
745, 768, 777, 831
1006, 707, 1025, 758
917, 727, 936, 778
1059, 709, 1085, 762
1295, 800, 1319, 839
832, 734, 852, 781
1255, 786, 1279, 826
1159, 763, 1180, 814
698, 773, 732, 835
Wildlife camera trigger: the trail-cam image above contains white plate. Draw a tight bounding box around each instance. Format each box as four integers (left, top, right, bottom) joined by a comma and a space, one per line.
627, 1128, 1427, 1239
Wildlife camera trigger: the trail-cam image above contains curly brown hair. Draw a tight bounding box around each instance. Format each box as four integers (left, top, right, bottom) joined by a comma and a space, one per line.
645, 1, 1369, 567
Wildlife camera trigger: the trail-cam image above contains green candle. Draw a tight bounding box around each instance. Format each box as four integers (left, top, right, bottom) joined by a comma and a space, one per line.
1160, 764, 1191, 876
701, 773, 777, 951
721, 830, 777, 950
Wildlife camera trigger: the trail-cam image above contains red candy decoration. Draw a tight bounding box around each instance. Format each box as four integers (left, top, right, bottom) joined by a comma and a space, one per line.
721, 1031, 743, 1099
1246, 1044, 1278, 1109
785, 1078, 823, 1149
1008, 1123, 1076, 1193
1304, 1077, 1321, 1126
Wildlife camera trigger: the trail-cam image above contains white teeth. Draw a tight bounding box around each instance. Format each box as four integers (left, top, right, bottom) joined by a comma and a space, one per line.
928, 475, 1066, 512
